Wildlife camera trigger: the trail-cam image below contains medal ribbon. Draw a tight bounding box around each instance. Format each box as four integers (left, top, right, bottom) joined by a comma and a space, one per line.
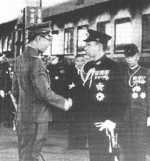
83, 68, 95, 89
128, 66, 140, 87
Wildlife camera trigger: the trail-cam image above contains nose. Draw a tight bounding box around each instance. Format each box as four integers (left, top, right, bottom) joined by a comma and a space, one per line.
126, 57, 132, 62
84, 45, 87, 51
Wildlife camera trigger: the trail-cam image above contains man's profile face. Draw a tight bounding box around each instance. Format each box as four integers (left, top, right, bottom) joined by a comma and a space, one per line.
37, 34, 52, 52
84, 41, 100, 58
125, 53, 139, 68
75, 56, 85, 69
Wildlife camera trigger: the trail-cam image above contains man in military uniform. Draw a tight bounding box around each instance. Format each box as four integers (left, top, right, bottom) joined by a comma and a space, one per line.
122, 44, 150, 161
82, 29, 127, 161
12, 23, 72, 161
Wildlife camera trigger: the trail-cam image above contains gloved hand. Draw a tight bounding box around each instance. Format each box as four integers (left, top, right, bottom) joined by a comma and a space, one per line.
147, 117, 150, 127
95, 120, 116, 137
0, 90, 5, 98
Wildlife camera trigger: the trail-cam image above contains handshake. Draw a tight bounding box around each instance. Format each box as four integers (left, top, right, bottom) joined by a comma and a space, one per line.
64, 98, 72, 111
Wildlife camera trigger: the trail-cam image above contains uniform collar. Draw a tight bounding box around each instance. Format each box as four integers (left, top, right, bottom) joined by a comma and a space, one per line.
95, 54, 106, 65
75, 65, 82, 75
128, 65, 140, 75
129, 65, 140, 74
25, 46, 39, 58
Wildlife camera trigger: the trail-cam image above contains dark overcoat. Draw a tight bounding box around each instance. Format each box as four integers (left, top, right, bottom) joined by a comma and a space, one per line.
83, 55, 126, 124
83, 55, 127, 161
121, 65, 150, 161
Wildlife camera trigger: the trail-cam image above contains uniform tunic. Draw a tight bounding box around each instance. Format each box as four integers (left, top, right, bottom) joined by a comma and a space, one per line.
12, 46, 66, 161
122, 65, 150, 161
83, 55, 126, 161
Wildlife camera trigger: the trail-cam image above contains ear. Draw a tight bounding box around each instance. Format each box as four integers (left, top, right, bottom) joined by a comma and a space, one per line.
35, 35, 41, 43
98, 42, 102, 50
136, 52, 140, 60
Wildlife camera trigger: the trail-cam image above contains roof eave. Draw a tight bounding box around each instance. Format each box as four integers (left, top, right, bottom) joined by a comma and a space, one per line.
43, 0, 109, 19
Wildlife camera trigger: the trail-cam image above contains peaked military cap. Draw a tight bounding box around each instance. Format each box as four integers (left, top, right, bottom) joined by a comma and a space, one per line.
26, 22, 51, 35
84, 29, 112, 44
124, 44, 139, 57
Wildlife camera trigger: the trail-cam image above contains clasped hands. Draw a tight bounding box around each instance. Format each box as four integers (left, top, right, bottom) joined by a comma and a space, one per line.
64, 98, 72, 111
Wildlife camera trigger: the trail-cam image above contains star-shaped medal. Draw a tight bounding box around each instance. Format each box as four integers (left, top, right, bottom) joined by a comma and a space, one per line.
96, 82, 104, 91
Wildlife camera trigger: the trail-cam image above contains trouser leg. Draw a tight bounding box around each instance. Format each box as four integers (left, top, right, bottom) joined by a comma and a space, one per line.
120, 121, 148, 161
88, 126, 114, 161
16, 121, 48, 161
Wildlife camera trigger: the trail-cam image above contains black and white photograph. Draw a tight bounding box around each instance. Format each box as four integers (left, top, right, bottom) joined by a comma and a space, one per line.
0, 0, 150, 161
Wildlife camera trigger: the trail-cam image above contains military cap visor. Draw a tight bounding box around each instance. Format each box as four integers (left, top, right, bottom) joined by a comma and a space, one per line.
84, 29, 112, 44
26, 22, 52, 35
124, 44, 139, 57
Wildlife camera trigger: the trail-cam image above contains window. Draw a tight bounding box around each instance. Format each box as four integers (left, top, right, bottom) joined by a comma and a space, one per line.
3, 36, 8, 52
76, 0, 85, 5
18, 29, 23, 54
142, 14, 150, 52
97, 21, 111, 52
15, 29, 23, 56
0, 39, 2, 54
64, 28, 74, 55
8, 34, 13, 52
115, 18, 131, 53
52, 30, 59, 55
77, 25, 88, 54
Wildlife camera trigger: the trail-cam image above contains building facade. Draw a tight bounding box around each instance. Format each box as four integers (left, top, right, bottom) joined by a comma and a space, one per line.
42, 0, 150, 66
1, 0, 150, 66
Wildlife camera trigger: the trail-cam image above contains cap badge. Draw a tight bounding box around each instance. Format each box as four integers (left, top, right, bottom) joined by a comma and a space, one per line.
86, 32, 89, 38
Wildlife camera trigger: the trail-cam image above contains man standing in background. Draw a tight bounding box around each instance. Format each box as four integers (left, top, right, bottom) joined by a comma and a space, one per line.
67, 54, 87, 149
12, 23, 72, 161
122, 44, 150, 161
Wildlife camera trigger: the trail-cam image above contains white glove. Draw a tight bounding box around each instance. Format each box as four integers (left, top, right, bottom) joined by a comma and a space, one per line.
147, 117, 150, 127
95, 120, 116, 136
0, 55, 5, 62
0, 90, 5, 98
51, 57, 59, 65
64, 98, 72, 111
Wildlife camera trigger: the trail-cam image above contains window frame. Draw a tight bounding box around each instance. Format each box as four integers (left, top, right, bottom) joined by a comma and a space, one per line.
64, 27, 74, 55
77, 25, 88, 55
97, 21, 111, 53
114, 17, 132, 54
142, 14, 150, 53
51, 30, 59, 56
